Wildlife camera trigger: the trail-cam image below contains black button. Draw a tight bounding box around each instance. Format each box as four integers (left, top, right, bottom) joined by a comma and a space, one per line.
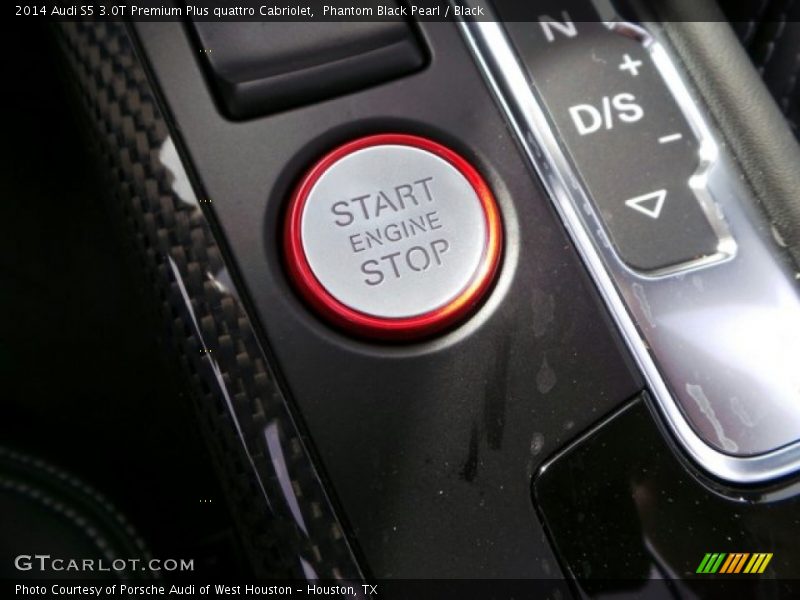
190, 18, 425, 119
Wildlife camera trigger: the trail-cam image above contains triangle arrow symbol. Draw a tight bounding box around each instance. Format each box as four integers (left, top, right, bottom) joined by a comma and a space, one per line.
625, 189, 667, 219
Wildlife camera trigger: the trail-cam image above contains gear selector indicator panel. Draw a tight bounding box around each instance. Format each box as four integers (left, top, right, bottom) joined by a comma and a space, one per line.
504, 18, 735, 274
284, 134, 502, 340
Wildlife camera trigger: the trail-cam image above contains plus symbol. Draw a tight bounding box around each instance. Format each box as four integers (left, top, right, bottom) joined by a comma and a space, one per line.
619, 53, 643, 77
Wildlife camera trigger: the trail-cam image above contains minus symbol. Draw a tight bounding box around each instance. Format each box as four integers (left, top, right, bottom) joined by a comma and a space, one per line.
658, 133, 683, 144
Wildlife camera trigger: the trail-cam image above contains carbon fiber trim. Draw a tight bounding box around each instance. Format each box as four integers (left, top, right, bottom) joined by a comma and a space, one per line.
54, 22, 361, 580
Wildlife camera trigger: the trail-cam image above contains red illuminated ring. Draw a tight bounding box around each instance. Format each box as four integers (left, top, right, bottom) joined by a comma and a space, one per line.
284, 133, 503, 341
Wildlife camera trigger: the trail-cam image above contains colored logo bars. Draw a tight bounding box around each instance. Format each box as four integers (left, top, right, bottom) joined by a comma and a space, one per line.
696, 553, 773, 574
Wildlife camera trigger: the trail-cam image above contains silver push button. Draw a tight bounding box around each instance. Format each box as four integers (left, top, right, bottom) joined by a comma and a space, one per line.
284, 133, 502, 340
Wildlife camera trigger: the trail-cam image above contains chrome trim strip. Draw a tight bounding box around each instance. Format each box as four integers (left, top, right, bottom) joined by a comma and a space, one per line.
458, 16, 800, 483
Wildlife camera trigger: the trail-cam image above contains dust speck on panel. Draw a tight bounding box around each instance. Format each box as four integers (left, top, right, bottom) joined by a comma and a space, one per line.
531, 432, 545, 456
686, 383, 738, 452
531, 288, 556, 338
537, 357, 557, 394
729, 396, 759, 428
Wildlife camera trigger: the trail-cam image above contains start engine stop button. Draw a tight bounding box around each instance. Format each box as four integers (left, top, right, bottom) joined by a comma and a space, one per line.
284, 133, 502, 340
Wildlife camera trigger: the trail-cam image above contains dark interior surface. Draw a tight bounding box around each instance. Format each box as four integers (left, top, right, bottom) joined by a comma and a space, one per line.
535, 399, 800, 598
0, 25, 246, 578
135, 20, 644, 578
2, 2, 799, 593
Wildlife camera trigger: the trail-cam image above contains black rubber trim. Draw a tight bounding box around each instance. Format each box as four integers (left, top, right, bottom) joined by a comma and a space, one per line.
722, 0, 800, 137
643, 0, 800, 269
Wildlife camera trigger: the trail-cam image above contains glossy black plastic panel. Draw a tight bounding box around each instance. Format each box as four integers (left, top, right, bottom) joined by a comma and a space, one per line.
535, 398, 800, 597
